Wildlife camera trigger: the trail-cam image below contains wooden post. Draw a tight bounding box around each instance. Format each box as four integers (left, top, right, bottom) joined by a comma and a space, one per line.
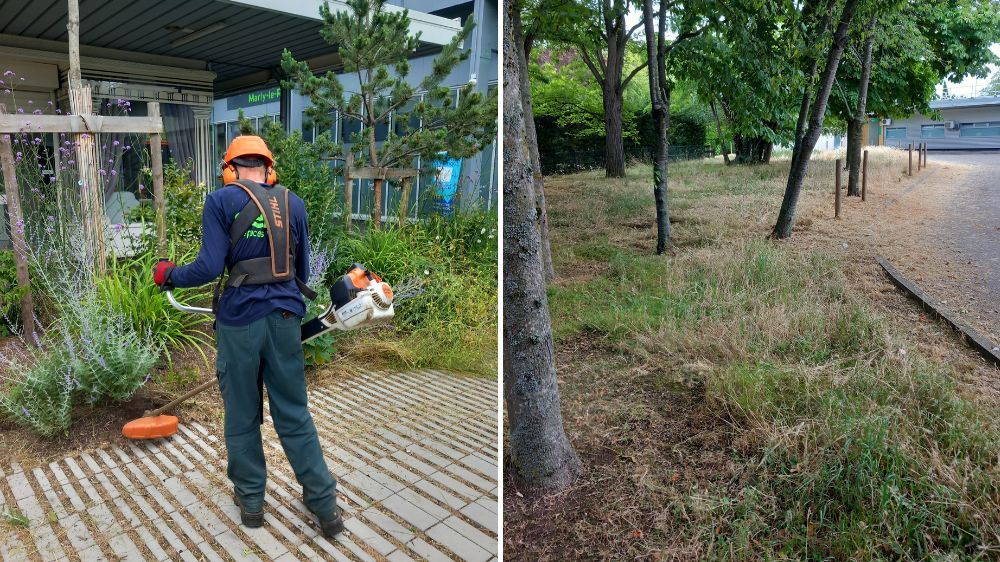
923, 143, 928, 168
344, 151, 353, 231
398, 176, 413, 228
917, 142, 922, 171
861, 149, 868, 202
148, 102, 166, 255
835, 158, 842, 219
67, 0, 106, 273
372, 178, 384, 229
908, 143, 913, 176
0, 111, 37, 343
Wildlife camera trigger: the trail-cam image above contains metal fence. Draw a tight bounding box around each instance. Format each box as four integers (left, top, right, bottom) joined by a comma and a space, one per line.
539, 144, 715, 176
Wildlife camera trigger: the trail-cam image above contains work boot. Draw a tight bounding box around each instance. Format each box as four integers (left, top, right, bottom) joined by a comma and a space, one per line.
233, 495, 264, 528
303, 491, 345, 538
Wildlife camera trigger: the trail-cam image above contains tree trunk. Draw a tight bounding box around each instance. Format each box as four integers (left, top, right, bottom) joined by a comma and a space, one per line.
733, 135, 772, 165
603, 86, 626, 178
644, 0, 671, 254
710, 98, 730, 165
503, 1, 581, 493
512, 7, 555, 282
772, 0, 860, 239
847, 17, 876, 197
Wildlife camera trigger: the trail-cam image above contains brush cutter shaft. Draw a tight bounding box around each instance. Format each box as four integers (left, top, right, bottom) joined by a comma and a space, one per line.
166, 290, 213, 315
143, 379, 217, 417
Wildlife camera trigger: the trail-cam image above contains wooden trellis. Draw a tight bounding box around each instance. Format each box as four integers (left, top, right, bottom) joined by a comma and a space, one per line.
0, 0, 167, 338
342, 150, 419, 230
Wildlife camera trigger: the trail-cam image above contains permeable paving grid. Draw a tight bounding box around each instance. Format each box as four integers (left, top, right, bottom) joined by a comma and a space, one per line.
0, 369, 499, 561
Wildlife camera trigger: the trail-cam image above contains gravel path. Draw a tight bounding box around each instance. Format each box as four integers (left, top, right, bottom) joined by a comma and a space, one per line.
890, 151, 1000, 341
0, 370, 499, 561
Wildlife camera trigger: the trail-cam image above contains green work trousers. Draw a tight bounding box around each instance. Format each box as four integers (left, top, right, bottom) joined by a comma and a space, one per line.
215, 310, 338, 519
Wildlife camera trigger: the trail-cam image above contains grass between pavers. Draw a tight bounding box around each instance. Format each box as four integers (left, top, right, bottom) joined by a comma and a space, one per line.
504, 149, 1000, 560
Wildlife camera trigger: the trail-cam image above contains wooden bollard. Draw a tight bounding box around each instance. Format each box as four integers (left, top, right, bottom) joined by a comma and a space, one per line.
835, 158, 842, 219
918, 142, 922, 171
908, 143, 913, 176
923, 143, 928, 168
861, 149, 868, 202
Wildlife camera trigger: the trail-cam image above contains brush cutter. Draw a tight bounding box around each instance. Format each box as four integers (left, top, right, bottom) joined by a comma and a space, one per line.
122, 264, 395, 440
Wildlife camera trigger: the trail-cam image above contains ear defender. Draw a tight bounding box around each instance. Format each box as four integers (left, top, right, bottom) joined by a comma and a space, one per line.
221, 162, 277, 185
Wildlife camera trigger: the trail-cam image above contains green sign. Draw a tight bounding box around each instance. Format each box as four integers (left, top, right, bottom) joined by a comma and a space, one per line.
227, 87, 280, 110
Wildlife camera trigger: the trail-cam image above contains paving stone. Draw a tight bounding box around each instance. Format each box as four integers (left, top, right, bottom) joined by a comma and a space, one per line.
107, 532, 142, 561
81, 452, 104, 474
406, 536, 458, 562
375, 458, 422, 485
441, 462, 494, 493
136, 525, 170, 561
412, 478, 466, 510
391, 450, 436, 477
341, 470, 394, 502
461, 453, 499, 478
96, 448, 119, 469
380, 493, 438, 531
49, 464, 86, 511
64, 457, 87, 480
425, 522, 492, 562
427, 470, 479, 501
395, 486, 450, 521
387, 549, 418, 562
476, 497, 498, 515
77, 544, 109, 561
162, 477, 199, 508
343, 515, 397, 555
443, 515, 497, 555
6, 471, 33, 501
362, 507, 417, 544
461, 501, 498, 534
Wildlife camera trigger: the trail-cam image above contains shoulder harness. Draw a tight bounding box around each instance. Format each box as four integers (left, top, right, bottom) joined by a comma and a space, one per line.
213, 179, 317, 312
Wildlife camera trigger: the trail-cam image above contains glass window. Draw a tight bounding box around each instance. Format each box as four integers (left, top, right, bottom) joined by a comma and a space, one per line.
341, 114, 362, 144
394, 96, 421, 137
959, 122, 1000, 137
885, 127, 906, 140
921, 124, 944, 138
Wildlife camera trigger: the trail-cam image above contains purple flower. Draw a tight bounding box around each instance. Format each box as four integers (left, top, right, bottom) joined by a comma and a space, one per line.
110, 169, 117, 176
16, 107, 23, 114
3, 70, 13, 77
46, 215, 55, 221
20, 407, 29, 418
138, 183, 145, 192
3, 90, 10, 95
113, 223, 123, 232
112, 140, 120, 147
97, 356, 108, 369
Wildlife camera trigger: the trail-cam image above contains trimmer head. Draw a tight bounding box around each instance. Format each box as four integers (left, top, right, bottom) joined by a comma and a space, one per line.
122, 414, 179, 439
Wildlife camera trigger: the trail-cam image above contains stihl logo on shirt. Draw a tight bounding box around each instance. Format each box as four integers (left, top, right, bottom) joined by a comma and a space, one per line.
269, 196, 283, 228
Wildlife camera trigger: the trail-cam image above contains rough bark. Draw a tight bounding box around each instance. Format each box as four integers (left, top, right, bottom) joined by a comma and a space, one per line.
772, 0, 860, 239
602, 82, 627, 177
503, 1, 581, 493
512, 7, 555, 282
644, 0, 671, 254
577, 2, 645, 179
847, 17, 877, 197
0, 110, 37, 343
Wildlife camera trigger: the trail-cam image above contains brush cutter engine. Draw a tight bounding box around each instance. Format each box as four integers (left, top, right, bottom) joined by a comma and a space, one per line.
301, 264, 395, 342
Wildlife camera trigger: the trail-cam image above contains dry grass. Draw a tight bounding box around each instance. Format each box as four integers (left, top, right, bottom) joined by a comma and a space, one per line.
504, 148, 1000, 561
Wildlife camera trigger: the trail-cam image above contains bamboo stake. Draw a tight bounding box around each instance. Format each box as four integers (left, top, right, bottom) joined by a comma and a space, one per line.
67, 0, 106, 273
148, 102, 166, 255
0, 110, 37, 344
908, 143, 913, 176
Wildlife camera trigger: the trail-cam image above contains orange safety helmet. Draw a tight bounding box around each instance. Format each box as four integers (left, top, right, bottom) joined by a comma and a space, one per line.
221, 135, 277, 184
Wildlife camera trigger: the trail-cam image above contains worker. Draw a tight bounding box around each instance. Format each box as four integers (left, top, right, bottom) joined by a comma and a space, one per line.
152, 135, 343, 538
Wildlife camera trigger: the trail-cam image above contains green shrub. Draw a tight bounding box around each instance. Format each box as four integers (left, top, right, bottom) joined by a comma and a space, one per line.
97, 253, 213, 365
0, 251, 26, 336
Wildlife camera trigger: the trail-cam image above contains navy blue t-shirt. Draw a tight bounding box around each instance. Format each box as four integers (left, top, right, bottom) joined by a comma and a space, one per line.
170, 183, 310, 326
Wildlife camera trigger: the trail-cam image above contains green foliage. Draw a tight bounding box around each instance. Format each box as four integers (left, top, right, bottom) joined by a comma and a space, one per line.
0, 251, 26, 337
326, 210, 497, 374
281, 0, 498, 171
97, 253, 213, 365
164, 162, 207, 252
303, 333, 337, 367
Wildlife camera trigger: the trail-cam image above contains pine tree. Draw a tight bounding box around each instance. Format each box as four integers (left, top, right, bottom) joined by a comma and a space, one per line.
281, 0, 498, 228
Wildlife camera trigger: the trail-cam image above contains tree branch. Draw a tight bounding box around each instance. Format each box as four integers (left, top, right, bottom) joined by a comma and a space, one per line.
579, 47, 605, 83
621, 60, 649, 89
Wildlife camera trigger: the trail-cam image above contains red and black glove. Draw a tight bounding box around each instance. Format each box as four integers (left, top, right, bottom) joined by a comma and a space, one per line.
153, 259, 176, 290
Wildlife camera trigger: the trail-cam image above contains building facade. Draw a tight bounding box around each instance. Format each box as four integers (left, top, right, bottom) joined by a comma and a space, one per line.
212, 0, 500, 220
0, 0, 497, 246
878, 96, 1000, 150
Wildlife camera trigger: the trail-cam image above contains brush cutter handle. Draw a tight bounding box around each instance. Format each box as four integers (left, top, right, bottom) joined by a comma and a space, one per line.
165, 289, 213, 315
